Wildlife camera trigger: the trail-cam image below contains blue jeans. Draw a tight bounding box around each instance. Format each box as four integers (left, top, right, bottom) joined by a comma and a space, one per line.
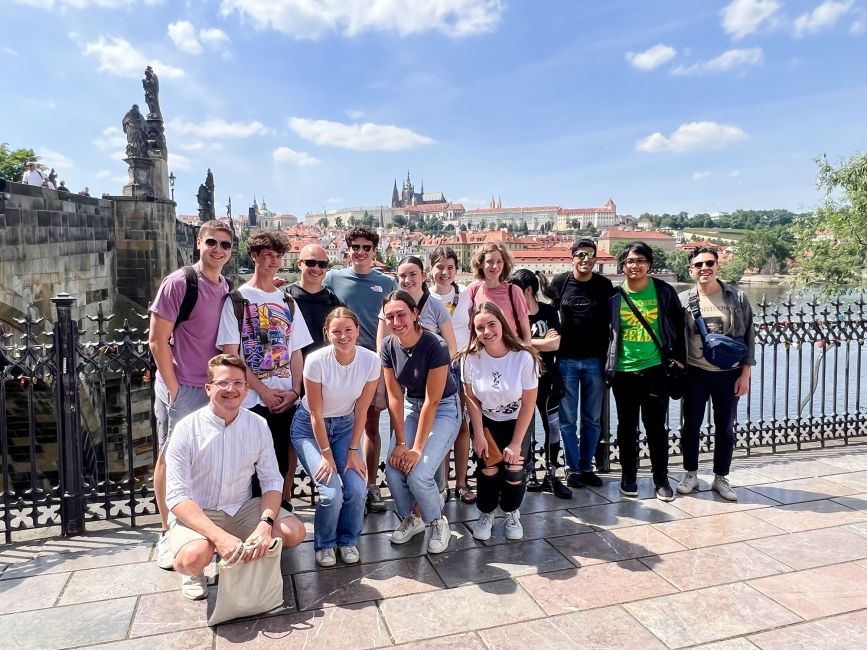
385, 393, 460, 523
558, 357, 605, 473
290, 405, 366, 550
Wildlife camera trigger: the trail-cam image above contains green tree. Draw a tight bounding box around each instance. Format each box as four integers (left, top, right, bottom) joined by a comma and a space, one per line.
738, 227, 793, 273
668, 249, 692, 282
0, 143, 41, 182
237, 227, 253, 268
718, 256, 748, 283
609, 241, 668, 272
335, 216, 344, 229
384, 253, 397, 271
318, 217, 329, 228
392, 214, 407, 228
478, 219, 487, 231
791, 152, 867, 295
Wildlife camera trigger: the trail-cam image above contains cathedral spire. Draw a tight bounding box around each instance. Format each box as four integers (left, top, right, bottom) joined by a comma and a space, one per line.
391, 179, 399, 208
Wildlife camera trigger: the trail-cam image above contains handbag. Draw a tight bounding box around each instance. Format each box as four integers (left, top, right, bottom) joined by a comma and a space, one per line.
618, 287, 686, 400
208, 537, 284, 626
481, 427, 504, 466
688, 293, 748, 370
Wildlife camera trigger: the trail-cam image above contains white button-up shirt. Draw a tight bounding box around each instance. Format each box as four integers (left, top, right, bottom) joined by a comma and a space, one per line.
165, 406, 283, 516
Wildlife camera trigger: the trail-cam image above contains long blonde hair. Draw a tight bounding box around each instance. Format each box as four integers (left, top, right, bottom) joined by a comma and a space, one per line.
456, 301, 542, 375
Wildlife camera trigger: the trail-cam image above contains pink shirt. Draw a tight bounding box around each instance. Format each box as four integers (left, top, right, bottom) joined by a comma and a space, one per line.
467, 280, 529, 340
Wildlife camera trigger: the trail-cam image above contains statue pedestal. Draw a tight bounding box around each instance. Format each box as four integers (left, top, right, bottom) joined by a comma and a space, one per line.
123, 156, 156, 199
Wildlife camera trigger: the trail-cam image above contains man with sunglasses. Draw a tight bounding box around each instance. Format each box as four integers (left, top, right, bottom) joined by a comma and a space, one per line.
547, 239, 614, 491
289, 244, 343, 360
325, 226, 396, 513
149, 220, 235, 587
677, 247, 755, 502
217, 229, 313, 512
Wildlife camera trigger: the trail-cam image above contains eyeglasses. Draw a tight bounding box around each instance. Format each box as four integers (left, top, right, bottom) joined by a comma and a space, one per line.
691, 259, 717, 269
573, 252, 595, 260
301, 259, 329, 269
210, 380, 247, 390
350, 244, 373, 252
623, 258, 648, 266
204, 238, 232, 251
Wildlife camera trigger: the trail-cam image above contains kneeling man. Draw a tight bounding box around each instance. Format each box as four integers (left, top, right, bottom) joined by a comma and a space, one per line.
165, 353, 306, 599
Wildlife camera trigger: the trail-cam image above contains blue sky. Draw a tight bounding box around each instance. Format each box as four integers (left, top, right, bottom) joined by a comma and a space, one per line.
4, 0, 865, 220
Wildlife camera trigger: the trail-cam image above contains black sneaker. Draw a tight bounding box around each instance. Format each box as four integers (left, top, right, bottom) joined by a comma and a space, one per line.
566, 472, 585, 488
579, 471, 603, 488
655, 484, 675, 502
366, 486, 386, 513
526, 472, 542, 492
548, 475, 573, 500
619, 480, 639, 497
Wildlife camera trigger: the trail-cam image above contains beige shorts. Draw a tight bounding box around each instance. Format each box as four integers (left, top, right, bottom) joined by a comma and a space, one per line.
369, 374, 388, 412
169, 497, 294, 556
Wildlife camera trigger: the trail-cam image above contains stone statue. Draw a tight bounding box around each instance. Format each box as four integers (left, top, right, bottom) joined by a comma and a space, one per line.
48, 168, 57, 187
142, 66, 161, 120
122, 104, 148, 157
226, 196, 236, 239
197, 168, 216, 221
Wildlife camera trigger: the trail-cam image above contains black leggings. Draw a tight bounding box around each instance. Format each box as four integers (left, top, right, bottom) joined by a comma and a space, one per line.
526, 376, 562, 472
476, 416, 531, 514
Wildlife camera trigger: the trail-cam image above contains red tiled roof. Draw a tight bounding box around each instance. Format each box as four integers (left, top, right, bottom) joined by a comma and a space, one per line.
603, 229, 674, 240
466, 205, 560, 214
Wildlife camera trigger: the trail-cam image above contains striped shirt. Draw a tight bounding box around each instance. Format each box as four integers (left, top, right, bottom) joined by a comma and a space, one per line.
165, 406, 283, 516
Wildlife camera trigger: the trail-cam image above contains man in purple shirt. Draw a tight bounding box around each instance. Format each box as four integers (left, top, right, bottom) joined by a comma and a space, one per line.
148, 220, 234, 583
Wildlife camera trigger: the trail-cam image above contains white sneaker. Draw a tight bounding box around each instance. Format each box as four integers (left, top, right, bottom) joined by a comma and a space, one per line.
338, 545, 360, 564
315, 548, 337, 567
390, 514, 425, 544
504, 510, 523, 540
180, 573, 208, 600
712, 475, 738, 501
427, 516, 451, 554
677, 471, 699, 494
157, 531, 174, 570
472, 511, 495, 541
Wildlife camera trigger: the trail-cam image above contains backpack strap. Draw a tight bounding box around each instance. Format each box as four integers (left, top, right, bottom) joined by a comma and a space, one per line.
227, 289, 250, 338
174, 266, 199, 330
506, 282, 524, 340
280, 286, 295, 321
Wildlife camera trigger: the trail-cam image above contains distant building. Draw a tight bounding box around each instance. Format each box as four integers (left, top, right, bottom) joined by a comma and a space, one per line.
511, 247, 617, 275
420, 230, 521, 270
599, 228, 677, 253
391, 171, 447, 208
553, 199, 618, 232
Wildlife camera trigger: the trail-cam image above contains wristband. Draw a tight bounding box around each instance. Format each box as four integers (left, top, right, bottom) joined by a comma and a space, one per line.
349, 447, 359, 451
289, 389, 299, 399
396, 442, 407, 446
320, 446, 331, 454
260, 515, 274, 526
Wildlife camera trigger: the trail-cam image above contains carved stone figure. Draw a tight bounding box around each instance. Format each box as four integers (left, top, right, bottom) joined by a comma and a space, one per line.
48, 168, 57, 187
197, 168, 216, 221
122, 104, 148, 157
142, 66, 161, 120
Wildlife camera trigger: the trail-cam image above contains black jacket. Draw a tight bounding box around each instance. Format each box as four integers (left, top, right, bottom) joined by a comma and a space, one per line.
605, 277, 687, 382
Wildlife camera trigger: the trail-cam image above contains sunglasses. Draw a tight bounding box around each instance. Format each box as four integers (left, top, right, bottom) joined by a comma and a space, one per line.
573, 251, 595, 260
204, 238, 232, 251
350, 244, 373, 252
301, 259, 329, 269
692, 259, 717, 269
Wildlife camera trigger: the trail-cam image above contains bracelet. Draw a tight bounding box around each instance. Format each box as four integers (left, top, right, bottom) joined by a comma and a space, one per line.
320, 446, 331, 454
349, 447, 359, 451
396, 442, 407, 446
289, 389, 299, 399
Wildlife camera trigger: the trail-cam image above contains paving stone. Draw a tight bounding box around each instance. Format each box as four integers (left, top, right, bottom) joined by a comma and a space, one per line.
79, 628, 214, 649
748, 498, 867, 532
293, 556, 443, 610
668, 487, 779, 516
518, 484, 610, 512
748, 477, 859, 505
748, 562, 867, 619
428, 538, 573, 587
653, 511, 786, 549
831, 493, 867, 512
379, 579, 544, 644
0, 572, 69, 615
474, 509, 593, 545
749, 608, 867, 649
585, 476, 658, 503
692, 640, 760, 650
1, 545, 152, 581
746, 526, 867, 569
821, 451, 867, 472
569, 497, 691, 529
823, 470, 867, 490
0, 597, 137, 650
749, 459, 845, 482
624, 583, 801, 648
549, 524, 686, 568
392, 631, 487, 649
59, 561, 181, 605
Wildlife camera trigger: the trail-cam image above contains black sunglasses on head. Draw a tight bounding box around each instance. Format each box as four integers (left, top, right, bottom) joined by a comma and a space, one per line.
350, 244, 373, 252
204, 238, 232, 251
301, 259, 329, 269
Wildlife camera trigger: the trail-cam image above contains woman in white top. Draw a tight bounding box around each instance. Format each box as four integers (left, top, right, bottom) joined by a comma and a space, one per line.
290, 307, 380, 567
460, 302, 539, 542
428, 246, 476, 504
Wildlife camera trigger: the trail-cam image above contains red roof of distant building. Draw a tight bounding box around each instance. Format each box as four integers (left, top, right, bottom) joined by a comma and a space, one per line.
603, 229, 674, 240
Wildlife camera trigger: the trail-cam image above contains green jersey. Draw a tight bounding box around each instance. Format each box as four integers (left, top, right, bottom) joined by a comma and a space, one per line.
616, 281, 662, 372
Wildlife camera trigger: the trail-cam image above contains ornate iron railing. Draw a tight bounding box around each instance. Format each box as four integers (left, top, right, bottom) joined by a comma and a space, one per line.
1, 292, 865, 543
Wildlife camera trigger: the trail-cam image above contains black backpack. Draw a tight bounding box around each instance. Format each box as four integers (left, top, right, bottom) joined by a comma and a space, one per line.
173, 265, 236, 330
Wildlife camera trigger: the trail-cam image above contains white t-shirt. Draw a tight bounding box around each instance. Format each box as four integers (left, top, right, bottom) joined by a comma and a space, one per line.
216, 285, 313, 408
22, 169, 45, 186
301, 345, 381, 418
441, 288, 473, 351
462, 348, 538, 422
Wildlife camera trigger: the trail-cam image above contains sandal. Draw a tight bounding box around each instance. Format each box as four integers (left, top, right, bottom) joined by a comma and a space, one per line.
456, 485, 477, 504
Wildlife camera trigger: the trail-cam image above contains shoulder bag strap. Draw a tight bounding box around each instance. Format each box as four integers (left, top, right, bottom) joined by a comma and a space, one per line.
688, 292, 710, 341
618, 286, 665, 355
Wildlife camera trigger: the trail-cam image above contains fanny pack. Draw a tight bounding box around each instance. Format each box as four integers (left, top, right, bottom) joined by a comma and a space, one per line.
688, 293, 748, 370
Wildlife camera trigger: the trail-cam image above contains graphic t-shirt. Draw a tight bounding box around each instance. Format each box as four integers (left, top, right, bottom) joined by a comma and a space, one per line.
529, 302, 560, 373
300, 345, 381, 418
325, 268, 396, 351
553, 272, 613, 360
216, 285, 313, 408
381, 330, 457, 400
686, 289, 733, 372
616, 281, 662, 373
430, 284, 462, 316
462, 349, 538, 422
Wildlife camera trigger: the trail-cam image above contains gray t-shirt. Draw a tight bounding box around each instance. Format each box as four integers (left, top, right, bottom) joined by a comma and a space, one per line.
381, 330, 458, 400
378, 292, 451, 335
325, 267, 396, 351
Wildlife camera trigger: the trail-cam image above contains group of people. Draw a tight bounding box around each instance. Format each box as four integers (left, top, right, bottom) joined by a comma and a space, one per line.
149, 220, 755, 603
20, 160, 89, 194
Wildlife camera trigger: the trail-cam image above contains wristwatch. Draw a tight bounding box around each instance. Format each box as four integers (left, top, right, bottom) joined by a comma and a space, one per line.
260, 515, 274, 526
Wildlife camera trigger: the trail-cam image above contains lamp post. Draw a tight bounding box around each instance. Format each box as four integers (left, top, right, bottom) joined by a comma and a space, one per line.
168, 171, 175, 201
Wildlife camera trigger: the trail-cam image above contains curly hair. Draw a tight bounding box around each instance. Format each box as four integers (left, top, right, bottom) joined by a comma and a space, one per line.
345, 225, 380, 248
247, 229, 289, 256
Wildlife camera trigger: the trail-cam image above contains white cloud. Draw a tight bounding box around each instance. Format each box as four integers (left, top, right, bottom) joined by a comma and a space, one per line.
168, 20, 231, 55
625, 44, 677, 70
37, 148, 74, 170
220, 0, 504, 39
721, 0, 781, 39
671, 47, 764, 75
692, 171, 711, 180
15, 0, 134, 8
794, 0, 853, 36
83, 36, 184, 79
168, 152, 193, 171
178, 141, 224, 151
636, 121, 747, 153
92, 126, 127, 151
346, 109, 366, 119
289, 117, 434, 151
168, 118, 268, 138
273, 146, 322, 166
1, 46, 18, 57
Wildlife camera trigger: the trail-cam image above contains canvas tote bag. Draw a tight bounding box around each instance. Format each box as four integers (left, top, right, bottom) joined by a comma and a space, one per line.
208, 537, 284, 626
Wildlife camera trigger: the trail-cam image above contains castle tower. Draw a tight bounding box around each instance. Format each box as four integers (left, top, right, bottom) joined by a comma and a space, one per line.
391, 180, 400, 208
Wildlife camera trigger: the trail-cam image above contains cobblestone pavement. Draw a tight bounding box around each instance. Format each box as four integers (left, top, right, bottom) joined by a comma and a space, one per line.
1, 445, 866, 649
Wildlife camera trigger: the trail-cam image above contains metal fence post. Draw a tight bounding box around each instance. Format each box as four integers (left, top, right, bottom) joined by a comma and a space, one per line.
52, 292, 85, 536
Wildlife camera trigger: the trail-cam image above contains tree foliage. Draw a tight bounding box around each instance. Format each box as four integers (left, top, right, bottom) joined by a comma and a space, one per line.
790, 152, 867, 295
0, 143, 41, 182
737, 226, 794, 273
609, 241, 668, 272
718, 256, 748, 283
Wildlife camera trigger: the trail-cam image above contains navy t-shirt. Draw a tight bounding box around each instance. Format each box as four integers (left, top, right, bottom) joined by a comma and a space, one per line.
380, 330, 457, 400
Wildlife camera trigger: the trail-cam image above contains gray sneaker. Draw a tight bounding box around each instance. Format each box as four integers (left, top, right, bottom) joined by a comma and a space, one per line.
504, 510, 523, 540
427, 516, 451, 554
472, 511, 495, 541
391, 514, 425, 544
338, 545, 360, 564
712, 475, 738, 501
180, 572, 208, 600
677, 471, 699, 494
156, 531, 175, 571
315, 548, 337, 567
